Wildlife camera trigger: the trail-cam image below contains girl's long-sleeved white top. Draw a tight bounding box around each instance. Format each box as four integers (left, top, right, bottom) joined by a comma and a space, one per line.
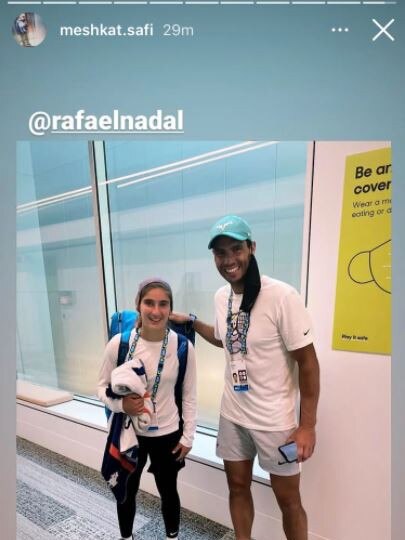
98, 329, 197, 448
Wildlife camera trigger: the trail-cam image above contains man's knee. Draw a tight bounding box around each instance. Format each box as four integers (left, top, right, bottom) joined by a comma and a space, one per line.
225, 462, 252, 496
270, 474, 303, 512
228, 475, 251, 497
226, 472, 251, 494
276, 494, 304, 516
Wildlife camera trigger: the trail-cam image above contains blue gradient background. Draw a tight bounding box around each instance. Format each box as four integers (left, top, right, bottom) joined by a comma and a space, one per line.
1, 3, 404, 538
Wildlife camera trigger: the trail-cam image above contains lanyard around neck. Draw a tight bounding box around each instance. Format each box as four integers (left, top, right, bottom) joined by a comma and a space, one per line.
226, 288, 250, 356
127, 327, 169, 402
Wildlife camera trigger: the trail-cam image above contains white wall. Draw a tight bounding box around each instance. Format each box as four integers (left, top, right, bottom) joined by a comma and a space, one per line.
17, 141, 391, 540
302, 141, 391, 540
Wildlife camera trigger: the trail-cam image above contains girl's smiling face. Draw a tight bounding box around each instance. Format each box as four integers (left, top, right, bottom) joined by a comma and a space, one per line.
138, 286, 171, 334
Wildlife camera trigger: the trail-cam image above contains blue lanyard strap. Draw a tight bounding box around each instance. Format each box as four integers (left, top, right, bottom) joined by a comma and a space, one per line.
225, 289, 250, 355
127, 327, 170, 403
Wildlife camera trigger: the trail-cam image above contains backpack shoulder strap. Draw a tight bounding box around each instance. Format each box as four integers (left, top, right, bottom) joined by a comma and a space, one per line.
176, 333, 188, 385
174, 333, 188, 433
117, 329, 131, 367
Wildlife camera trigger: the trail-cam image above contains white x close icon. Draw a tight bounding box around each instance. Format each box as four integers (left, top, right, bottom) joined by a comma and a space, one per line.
372, 19, 395, 42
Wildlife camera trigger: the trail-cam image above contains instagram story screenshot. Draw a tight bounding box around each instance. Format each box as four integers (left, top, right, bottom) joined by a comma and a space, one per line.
0, 2, 404, 540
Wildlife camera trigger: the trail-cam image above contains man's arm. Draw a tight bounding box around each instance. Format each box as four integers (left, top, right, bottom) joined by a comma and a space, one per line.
169, 312, 223, 348
289, 343, 320, 462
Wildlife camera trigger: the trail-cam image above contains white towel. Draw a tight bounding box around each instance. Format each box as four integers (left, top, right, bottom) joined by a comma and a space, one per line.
111, 359, 153, 453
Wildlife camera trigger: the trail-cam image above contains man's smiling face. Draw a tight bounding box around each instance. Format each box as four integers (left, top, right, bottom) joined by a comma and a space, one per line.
212, 236, 255, 292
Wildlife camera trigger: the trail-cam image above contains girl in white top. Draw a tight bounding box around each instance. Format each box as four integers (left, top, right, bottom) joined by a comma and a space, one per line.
98, 278, 197, 540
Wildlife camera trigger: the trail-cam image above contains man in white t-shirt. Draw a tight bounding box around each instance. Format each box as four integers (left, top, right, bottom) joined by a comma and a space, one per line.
172, 215, 320, 540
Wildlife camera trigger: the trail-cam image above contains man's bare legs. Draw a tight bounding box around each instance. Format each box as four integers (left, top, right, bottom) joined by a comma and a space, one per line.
224, 463, 307, 540
270, 473, 307, 540
224, 460, 254, 540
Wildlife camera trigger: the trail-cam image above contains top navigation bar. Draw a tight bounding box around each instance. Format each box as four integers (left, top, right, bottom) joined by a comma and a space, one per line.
6, 0, 399, 5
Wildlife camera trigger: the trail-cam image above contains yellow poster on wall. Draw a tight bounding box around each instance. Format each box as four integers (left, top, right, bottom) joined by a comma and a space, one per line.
332, 147, 391, 354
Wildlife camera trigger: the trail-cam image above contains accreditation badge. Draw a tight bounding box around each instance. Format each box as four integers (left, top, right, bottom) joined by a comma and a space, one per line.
230, 358, 249, 392
147, 402, 159, 431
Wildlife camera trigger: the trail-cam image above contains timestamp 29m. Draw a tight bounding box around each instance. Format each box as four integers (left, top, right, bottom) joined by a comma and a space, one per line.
163, 24, 195, 37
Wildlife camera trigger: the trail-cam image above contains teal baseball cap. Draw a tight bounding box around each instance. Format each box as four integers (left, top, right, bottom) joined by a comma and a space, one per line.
208, 215, 252, 249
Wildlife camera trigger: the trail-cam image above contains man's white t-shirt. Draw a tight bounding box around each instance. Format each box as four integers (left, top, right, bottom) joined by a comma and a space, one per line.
214, 276, 313, 431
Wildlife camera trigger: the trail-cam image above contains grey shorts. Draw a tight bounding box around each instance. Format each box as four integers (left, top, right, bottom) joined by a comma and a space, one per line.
216, 416, 300, 476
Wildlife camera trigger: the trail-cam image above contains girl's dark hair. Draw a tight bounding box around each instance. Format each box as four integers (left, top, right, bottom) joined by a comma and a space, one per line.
240, 246, 261, 313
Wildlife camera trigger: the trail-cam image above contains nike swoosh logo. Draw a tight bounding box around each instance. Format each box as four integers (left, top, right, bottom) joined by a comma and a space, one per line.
304, 329, 310, 335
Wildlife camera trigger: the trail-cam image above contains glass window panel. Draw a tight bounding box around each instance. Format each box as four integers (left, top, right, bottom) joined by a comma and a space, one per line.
16, 142, 105, 396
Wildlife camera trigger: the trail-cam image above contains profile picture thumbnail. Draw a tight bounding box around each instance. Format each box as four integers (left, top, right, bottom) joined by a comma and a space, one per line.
12, 13, 46, 47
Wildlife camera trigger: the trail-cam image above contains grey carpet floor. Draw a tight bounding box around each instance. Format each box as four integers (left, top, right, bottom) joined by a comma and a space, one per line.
17, 438, 234, 540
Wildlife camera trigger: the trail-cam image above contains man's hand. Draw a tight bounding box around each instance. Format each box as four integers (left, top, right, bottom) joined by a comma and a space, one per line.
289, 344, 320, 463
172, 442, 192, 461
290, 426, 316, 462
122, 394, 145, 416
170, 312, 223, 348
